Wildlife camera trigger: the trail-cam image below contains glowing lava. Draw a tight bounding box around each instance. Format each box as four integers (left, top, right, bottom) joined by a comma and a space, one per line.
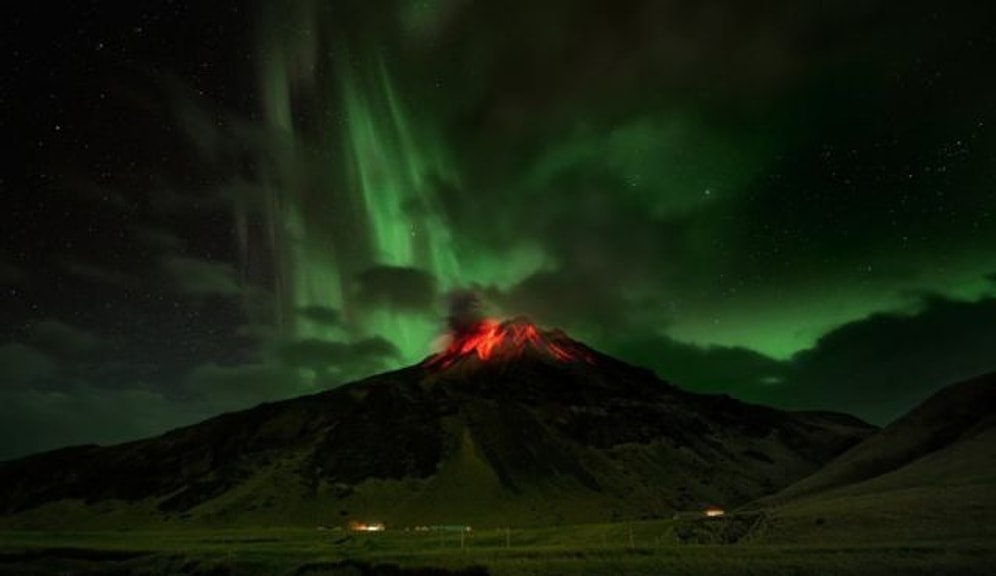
425, 317, 594, 370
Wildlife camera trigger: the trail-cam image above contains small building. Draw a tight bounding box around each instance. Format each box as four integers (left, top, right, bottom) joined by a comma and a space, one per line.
704, 506, 725, 518
349, 521, 386, 532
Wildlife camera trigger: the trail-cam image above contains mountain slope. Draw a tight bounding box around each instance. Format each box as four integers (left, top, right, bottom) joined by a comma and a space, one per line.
0, 318, 875, 528
755, 372, 996, 542
761, 372, 996, 502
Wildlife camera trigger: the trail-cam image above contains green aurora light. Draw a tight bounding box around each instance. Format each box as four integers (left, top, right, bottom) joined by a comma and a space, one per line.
220, 0, 996, 391
246, 2, 546, 370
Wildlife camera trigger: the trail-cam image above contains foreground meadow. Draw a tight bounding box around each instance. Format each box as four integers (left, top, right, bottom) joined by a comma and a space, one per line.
1, 516, 993, 575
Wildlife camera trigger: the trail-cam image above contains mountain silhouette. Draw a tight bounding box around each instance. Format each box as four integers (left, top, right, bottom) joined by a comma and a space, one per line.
0, 318, 874, 528
746, 372, 996, 544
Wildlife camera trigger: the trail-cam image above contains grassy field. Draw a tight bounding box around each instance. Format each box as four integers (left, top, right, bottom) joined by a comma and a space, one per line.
1, 516, 993, 576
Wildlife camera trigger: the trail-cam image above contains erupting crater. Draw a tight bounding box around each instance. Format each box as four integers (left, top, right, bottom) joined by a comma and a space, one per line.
424, 316, 594, 370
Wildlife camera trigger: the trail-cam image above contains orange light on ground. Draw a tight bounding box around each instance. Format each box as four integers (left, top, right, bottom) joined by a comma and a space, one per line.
348, 521, 386, 532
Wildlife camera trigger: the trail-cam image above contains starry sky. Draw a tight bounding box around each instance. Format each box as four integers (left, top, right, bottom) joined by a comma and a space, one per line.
3, 0, 996, 461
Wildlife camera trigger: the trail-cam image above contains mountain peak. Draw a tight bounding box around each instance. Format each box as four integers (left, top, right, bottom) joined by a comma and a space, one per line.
0, 321, 876, 529
422, 316, 594, 370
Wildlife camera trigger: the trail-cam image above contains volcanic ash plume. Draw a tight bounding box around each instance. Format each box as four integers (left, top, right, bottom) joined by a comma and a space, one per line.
445, 290, 485, 337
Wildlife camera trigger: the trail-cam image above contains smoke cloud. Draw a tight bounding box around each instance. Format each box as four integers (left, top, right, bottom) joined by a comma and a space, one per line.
445, 290, 485, 337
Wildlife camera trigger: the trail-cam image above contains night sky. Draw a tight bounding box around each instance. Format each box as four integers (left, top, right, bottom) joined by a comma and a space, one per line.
3, 0, 996, 461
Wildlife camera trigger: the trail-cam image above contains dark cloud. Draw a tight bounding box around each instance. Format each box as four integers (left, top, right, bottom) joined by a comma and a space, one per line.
354, 266, 437, 313
0, 343, 58, 390
278, 339, 354, 369
276, 335, 402, 388
426, 1, 813, 138
601, 336, 785, 398
278, 336, 400, 371
490, 268, 637, 334
444, 289, 484, 336
297, 306, 341, 327
349, 337, 402, 360
5, 320, 157, 396
162, 256, 243, 295
0, 383, 205, 462
0, 328, 211, 460
184, 362, 300, 410
430, 0, 996, 305
592, 293, 996, 426
0, 321, 207, 459
780, 295, 996, 425
27, 319, 103, 361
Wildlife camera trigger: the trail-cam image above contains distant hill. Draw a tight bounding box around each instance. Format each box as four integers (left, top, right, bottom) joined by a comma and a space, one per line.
754, 372, 996, 543
0, 318, 873, 529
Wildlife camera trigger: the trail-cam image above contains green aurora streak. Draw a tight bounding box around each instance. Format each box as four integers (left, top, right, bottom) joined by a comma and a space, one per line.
248, 2, 544, 370
240, 0, 996, 374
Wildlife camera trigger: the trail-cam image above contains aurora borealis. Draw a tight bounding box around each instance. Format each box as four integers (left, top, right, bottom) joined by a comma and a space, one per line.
246, 1, 551, 367
3, 0, 996, 460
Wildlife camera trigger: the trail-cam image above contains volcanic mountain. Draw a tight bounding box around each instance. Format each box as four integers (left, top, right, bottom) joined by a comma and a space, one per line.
0, 318, 875, 528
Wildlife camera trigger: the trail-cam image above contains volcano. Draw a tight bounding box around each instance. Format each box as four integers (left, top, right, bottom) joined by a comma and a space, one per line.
0, 319, 874, 528
424, 316, 594, 369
